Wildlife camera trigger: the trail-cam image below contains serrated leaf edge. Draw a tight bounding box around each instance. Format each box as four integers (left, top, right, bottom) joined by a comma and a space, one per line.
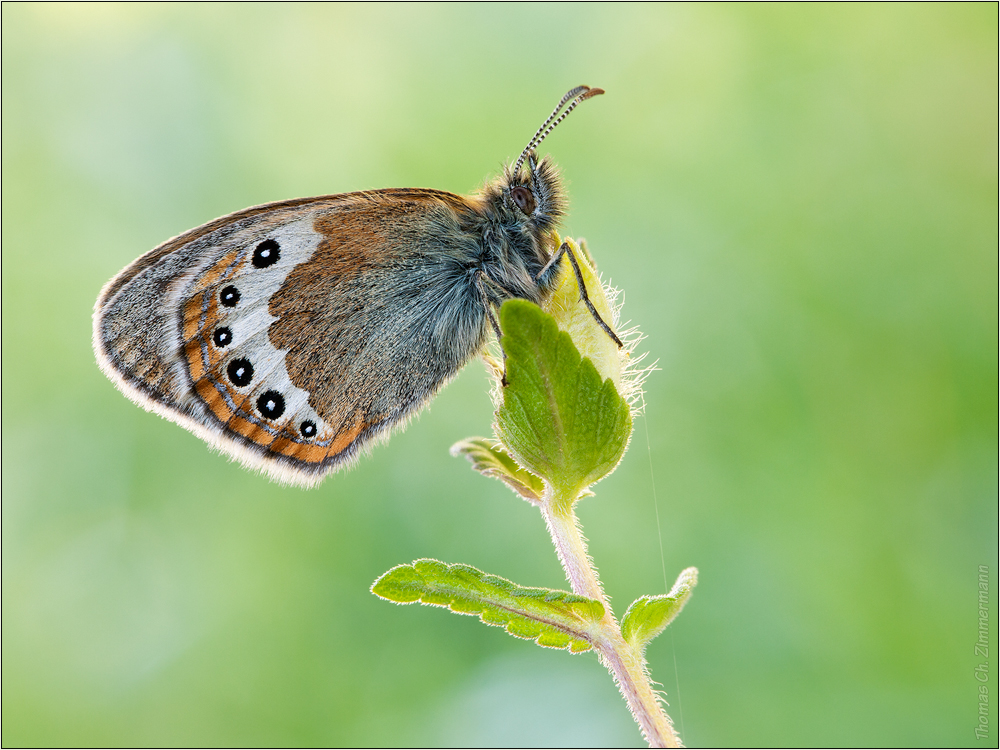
495, 301, 632, 501
372, 559, 605, 653
450, 437, 545, 504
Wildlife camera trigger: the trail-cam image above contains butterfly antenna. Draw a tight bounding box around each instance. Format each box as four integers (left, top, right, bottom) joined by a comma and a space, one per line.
512, 85, 605, 177
523, 86, 589, 154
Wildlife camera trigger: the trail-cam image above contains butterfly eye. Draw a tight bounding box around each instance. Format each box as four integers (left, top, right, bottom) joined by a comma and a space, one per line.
510, 186, 536, 215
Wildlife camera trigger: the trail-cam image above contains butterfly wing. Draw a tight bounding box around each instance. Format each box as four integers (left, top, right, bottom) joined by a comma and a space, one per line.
94, 189, 489, 486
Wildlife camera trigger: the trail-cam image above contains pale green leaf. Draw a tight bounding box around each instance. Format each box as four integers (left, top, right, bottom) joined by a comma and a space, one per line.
450, 437, 545, 504
372, 559, 604, 653
621, 567, 699, 652
542, 235, 623, 390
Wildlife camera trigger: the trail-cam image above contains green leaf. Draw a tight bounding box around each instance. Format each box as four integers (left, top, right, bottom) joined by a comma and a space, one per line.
542, 235, 623, 390
372, 559, 605, 653
450, 437, 546, 504
621, 567, 699, 653
495, 300, 632, 504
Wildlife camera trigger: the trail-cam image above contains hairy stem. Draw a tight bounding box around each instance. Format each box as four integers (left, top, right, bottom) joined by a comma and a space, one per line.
541, 491, 682, 748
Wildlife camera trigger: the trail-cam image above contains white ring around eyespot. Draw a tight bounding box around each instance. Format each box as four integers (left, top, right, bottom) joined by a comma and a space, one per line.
206, 218, 336, 443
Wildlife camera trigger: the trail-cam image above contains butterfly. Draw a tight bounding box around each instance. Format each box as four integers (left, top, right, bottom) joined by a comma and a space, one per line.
93, 85, 619, 487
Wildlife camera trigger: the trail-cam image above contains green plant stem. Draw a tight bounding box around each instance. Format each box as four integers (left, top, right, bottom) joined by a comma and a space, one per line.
541, 490, 682, 748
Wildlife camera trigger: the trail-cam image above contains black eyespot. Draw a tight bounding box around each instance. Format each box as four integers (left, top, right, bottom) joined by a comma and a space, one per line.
227, 357, 253, 387
510, 186, 536, 215
257, 390, 285, 420
212, 327, 232, 347
220, 285, 240, 307
300, 420, 317, 438
252, 239, 280, 268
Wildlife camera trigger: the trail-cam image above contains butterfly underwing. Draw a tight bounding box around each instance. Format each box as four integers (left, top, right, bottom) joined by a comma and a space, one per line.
93, 85, 617, 487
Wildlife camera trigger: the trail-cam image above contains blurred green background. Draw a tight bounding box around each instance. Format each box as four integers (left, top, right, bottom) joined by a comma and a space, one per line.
2, 4, 996, 747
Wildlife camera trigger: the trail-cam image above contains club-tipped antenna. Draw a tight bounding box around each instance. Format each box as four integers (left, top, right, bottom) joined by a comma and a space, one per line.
512, 85, 605, 177
522, 86, 589, 155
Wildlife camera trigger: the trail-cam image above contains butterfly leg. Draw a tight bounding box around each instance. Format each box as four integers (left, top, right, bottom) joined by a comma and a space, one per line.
538, 241, 624, 348
475, 270, 510, 386
475, 270, 503, 343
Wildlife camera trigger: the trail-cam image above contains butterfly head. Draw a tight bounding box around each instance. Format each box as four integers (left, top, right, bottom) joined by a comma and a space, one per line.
486, 150, 565, 235
483, 86, 604, 236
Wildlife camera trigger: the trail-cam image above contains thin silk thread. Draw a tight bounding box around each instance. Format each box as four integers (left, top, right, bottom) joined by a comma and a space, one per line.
642, 413, 668, 594
671, 629, 686, 741
642, 410, 684, 739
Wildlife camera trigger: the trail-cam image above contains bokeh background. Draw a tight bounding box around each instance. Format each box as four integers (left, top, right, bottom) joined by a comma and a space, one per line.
3, 4, 996, 747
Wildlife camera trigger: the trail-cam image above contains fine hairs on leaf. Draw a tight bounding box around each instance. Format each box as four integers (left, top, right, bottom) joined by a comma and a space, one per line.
450, 438, 545, 505
621, 567, 699, 654
373, 241, 698, 748
494, 300, 633, 505
372, 559, 603, 653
